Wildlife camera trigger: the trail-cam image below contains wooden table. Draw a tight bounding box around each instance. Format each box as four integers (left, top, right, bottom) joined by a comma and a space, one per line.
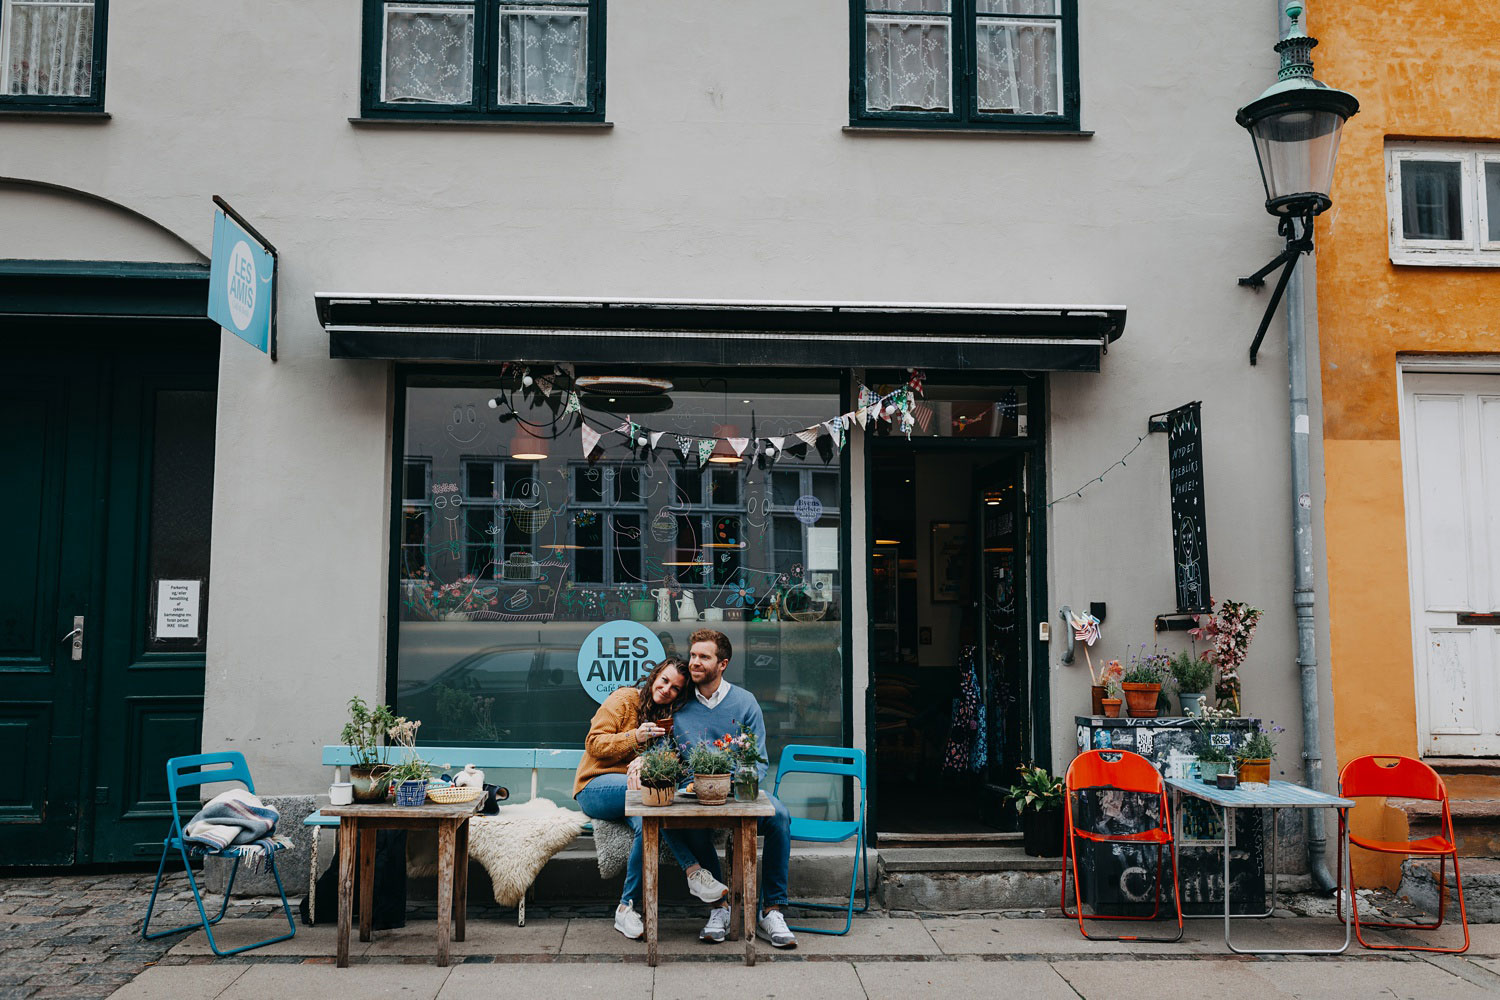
625, 789, 774, 967
1166, 778, 1355, 955
322, 800, 479, 967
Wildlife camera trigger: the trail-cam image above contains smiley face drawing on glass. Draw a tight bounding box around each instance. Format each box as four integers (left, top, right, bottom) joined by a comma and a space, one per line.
432, 483, 463, 539
507, 475, 552, 538
445, 402, 485, 446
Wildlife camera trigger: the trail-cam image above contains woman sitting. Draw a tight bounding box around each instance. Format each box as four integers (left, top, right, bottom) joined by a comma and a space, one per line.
573, 656, 726, 939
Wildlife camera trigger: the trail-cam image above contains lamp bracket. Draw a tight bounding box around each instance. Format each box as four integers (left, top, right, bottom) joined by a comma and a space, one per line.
1239, 212, 1315, 366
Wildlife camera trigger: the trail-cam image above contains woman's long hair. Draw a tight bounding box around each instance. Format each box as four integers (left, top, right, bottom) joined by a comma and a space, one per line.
638, 656, 692, 723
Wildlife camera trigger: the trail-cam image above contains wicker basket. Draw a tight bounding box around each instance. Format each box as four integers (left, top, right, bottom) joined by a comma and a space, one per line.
426, 784, 486, 805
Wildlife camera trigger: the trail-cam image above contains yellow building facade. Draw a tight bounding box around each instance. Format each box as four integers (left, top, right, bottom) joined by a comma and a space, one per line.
1317, 2, 1500, 885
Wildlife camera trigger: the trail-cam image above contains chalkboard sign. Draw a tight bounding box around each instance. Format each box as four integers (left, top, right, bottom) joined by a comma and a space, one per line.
1167, 402, 1210, 614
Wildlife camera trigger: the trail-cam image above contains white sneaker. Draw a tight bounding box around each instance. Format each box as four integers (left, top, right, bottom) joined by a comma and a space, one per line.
756, 908, 797, 948
699, 905, 731, 943
686, 868, 729, 903
614, 902, 643, 940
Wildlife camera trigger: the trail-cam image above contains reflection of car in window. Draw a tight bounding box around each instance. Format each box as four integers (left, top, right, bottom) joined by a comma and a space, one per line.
398, 644, 593, 745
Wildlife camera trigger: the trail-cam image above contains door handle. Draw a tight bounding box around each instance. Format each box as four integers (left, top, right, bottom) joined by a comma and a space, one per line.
60, 616, 83, 661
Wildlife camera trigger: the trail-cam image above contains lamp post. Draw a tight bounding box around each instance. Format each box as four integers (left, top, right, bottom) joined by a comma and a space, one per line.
1237, 1, 1357, 896
1236, 2, 1358, 366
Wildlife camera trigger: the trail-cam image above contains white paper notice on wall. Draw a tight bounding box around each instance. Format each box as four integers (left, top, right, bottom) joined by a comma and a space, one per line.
156, 580, 201, 639
807, 527, 839, 571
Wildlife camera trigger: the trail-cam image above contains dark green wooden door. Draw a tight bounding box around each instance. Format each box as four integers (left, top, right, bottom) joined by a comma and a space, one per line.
0, 333, 218, 864
0, 354, 103, 864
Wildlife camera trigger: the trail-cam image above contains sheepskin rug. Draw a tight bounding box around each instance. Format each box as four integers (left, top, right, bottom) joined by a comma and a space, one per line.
592, 817, 731, 879
409, 798, 586, 907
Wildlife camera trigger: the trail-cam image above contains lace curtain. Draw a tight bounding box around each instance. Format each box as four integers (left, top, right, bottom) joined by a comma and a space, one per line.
864, 0, 1061, 116
497, 6, 587, 107
865, 0, 951, 112
383, 4, 475, 105
976, 0, 1059, 115
3, 0, 94, 97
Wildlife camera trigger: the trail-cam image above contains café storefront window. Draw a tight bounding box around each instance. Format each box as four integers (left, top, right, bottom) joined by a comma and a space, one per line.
394, 372, 846, 812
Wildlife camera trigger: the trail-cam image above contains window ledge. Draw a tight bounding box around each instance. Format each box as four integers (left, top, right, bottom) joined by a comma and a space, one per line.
349, 116, 612, 131
0, 110, 110, 121
842, 125, 1091, 138
1391, 253, 1500, 269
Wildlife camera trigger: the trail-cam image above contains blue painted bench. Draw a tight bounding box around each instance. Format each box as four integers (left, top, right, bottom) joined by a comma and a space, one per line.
306, 746, 586, 925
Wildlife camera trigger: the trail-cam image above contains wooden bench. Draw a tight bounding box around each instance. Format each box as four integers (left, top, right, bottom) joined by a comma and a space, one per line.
306, 746, 585, 925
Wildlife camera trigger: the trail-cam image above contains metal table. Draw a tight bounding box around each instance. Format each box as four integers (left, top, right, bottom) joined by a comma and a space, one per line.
1166, 778, 1354, 955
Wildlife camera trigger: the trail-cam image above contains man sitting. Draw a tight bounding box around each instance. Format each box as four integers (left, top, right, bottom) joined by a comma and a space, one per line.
670, 628, 796, 949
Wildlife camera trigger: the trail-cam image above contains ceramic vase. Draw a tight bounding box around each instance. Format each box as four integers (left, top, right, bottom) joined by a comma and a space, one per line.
642, 785, 675, 807
694, 773, 731, 805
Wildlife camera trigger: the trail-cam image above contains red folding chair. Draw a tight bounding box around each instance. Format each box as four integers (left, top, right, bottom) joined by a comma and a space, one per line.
1060, 749, 1182, 942
1337, 755, 1469, 953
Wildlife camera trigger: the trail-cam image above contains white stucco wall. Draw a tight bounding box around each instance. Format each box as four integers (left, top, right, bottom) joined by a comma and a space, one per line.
0, 0, 1320, 795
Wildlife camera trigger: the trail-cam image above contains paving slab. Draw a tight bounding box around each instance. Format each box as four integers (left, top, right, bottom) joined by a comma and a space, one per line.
1053, 959, 1297, 1000
558, 915, 938, 958
1472, 957, 1500, 976
922, 916, 1131, 954
854, 959, 1078, 999
1130, 915, 1358, 955
653, 960, 866, 1000
365, 918, 568, 956
166, 921, 346, 958
216, 964, 450, 1000
1250, 959, 1499, 1000
437, 963, 650, 1000
105, 966, 248, 1000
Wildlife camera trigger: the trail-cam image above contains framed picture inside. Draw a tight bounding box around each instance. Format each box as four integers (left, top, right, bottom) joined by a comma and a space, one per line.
930, 521, 969, 603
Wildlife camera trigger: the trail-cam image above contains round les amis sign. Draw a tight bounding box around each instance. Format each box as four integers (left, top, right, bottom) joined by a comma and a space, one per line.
576, 620, 666, 704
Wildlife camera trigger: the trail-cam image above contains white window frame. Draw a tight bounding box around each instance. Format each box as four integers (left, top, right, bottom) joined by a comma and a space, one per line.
1386, 141, 1500, 267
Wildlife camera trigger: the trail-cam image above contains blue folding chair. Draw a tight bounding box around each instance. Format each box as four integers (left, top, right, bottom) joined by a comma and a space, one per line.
771, 745, 869, 935
142, 752, 297, 955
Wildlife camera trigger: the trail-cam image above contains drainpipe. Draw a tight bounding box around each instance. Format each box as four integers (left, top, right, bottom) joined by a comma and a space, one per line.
1286, 217, 1337, 895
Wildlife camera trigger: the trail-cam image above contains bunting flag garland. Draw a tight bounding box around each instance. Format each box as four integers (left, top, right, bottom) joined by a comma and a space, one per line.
534, 376, 554, 398
676, 435, 693, 460
580, 423, 601, 457
784, 442, 809, 460
563, 392, 581, 414
795, 427, 820, 448
815, 433, 835, 465
649, 431, 667, 450
824, 419, 844, 448
697, 439, 715, 467
728, 437, 749, 457
766, 436, 783, 455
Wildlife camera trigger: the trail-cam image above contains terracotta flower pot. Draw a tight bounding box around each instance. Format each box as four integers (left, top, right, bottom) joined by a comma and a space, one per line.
1122, 682, 1161, 718
694, 773, 731, 805
1091, 685, 1106, 716
1238, 758, 1271, 784
642, 785, 676, 807
1101, 698, 1122, 718
349, 765, 391, 803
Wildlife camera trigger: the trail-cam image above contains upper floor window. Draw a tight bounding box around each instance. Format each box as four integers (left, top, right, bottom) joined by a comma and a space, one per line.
0, 0, 106, 112
1387, 141, 1500, 267
361, 0, 605, 121
851, 0, 1078, 131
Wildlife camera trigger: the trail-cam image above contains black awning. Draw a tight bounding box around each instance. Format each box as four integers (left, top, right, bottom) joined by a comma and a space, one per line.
315, 294, 1125, 372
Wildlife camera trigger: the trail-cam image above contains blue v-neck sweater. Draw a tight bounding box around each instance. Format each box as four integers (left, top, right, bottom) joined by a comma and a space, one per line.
673, 684, 769, 779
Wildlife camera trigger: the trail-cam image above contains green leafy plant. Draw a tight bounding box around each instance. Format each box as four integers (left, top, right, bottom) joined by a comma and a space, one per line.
714, 724, 769, 770
687, 742, 733, 776
1105, 678, 1124, 700
1170, 651, 1214, 693
1191, 704, 1238, 764
638, 746, 685, 789
1122, 646, 1168, 685
1237, 722, 1282, 761
341, 696, 398, 767
1004, 764, 1064, 815
385, 717, 430, 785
434, 684, 502, 742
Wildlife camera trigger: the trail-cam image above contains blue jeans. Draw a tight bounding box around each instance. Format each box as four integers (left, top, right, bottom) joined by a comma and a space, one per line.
575, 773, 718, 908
691, 792, 792, 910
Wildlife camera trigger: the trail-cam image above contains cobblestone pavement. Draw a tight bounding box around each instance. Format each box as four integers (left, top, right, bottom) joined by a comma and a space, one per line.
2, 870, 1494, 1000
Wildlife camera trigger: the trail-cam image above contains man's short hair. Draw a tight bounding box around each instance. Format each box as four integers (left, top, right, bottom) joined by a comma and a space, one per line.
688, 628, 732, 664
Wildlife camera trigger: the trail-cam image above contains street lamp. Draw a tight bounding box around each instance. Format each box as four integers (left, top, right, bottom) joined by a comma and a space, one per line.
1236, 3, 1358, 365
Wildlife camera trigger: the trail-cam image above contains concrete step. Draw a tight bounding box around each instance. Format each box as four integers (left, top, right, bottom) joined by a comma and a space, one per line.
1425, 758, 1500, 802
1398, 855, 1500, 922
1392, 797, 1500, 856
877, 831, 1021, 849
880, 846, 1055, 873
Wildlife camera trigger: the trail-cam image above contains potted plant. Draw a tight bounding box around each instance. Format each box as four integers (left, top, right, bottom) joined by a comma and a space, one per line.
1004, 764, 1065, 857
1121, 648, 1168, 718
386, 717, 430, 806
1190, 598, 1264, 713
1101, 678, 1124, 718
1192, 705, 1237, 782
718, 725, 769, 802
687, 742, 734, 805
638, 745, 684, 807
1169, 650, 1214, 717
340, 696, 396, 802
1235, 721, 1282, 784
